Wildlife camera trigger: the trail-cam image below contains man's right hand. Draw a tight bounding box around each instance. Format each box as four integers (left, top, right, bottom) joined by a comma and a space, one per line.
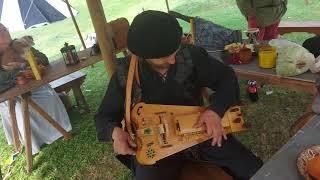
112, 127, 136, 155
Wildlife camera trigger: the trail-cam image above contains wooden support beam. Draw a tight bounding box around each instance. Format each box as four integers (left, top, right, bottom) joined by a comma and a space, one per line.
28, 99, 71, 140
21, 93, 32, 173
290, 112, 316, 135
234, 69, 317, 94
86, 0, 116, 78
8, 99, 21, 153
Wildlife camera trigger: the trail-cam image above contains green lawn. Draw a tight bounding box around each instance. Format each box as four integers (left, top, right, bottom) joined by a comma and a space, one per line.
1, 0, 319, 179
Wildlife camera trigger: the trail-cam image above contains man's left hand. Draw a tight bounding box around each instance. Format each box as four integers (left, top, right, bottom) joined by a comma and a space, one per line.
193, 109, 227, 147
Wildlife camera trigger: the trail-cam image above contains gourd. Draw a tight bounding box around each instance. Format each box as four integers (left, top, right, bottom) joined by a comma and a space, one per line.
307, 156, 320, 180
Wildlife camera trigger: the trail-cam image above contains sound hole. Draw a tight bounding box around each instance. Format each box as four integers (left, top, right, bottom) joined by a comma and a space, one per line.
233, 118, 241, 123
137, 105, 143, 115
146, 148, 156, 158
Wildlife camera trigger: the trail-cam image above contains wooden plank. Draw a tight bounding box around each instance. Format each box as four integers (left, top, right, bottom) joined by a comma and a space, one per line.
49, 71, 86, 89
217, 56, 318, 94
290, 94, 318, 135
8, 99, 21, 153
86, 0, 116, 77
290, 112, 316, 135
279, 21, 320, 35
279, 21, 320, 28
21, 93, 32, 173
71, 80, 90, 113
228, 58, 317, 83
0, 49, 101, 103
251, 115, 320, 180
28, 99, 71, 140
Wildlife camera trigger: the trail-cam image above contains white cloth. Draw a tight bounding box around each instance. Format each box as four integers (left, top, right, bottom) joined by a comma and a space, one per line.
0, 85, 72, 155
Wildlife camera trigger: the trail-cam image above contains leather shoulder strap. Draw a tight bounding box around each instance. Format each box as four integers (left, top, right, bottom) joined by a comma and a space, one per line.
190, 18, 196, 45
125, 55, 138, 139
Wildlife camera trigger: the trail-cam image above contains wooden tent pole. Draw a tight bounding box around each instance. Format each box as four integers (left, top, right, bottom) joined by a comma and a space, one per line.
65, 0, 86, 49
165, 0, 170, 12
86, 0, 116, 77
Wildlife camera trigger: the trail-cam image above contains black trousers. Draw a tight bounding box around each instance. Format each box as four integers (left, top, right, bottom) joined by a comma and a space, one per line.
116, 135, 263, 180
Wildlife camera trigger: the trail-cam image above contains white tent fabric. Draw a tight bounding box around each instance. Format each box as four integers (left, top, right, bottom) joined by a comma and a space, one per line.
0, 0, 78, 32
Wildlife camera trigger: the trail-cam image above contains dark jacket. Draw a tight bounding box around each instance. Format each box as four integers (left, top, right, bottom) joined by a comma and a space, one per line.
95, 45, 240, 142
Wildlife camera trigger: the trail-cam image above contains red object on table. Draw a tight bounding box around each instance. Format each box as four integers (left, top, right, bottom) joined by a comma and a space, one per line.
228, 53, 241, 64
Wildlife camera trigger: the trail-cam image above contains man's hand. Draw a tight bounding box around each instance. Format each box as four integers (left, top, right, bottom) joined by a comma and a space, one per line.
1, 62, 23, 71
193, 109, 227, 147
112, 127, 136, 155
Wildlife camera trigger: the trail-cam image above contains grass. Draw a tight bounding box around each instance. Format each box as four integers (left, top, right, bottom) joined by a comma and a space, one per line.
0, 0, 319, 179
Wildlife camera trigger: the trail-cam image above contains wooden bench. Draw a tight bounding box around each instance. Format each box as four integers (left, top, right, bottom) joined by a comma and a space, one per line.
279, 21, 320, 35
49, 71, 90, 113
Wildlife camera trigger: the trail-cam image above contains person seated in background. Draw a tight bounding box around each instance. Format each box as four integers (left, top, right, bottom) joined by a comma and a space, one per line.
236, 0, 288, 40
0, 23, 72, 155
303, 35, 320, 58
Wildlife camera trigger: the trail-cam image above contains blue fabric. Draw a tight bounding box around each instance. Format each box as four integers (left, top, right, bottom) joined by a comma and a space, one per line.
0, 0, 67, 30
193, 17, 242, 51
19, 0, 65, 29
33, 0, 65, 23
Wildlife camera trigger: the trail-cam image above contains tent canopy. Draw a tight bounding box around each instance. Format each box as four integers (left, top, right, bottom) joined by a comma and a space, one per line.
0, 0, 77, 32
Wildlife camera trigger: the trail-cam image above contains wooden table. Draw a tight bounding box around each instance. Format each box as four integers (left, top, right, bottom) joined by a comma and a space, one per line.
227, 58, 318, 94
279, 21, 320, 36
251, 115, 320, 180
229, 58, 319, 131
0, 49, 102, 172
50, 71, 89, 113
215, 55, 320, 179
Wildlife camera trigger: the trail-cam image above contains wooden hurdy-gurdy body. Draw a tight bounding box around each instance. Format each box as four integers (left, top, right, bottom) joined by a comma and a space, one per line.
131, 103, 247, 165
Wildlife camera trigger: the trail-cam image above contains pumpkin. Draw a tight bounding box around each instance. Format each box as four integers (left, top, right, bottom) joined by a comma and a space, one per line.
307, 156, 320, 179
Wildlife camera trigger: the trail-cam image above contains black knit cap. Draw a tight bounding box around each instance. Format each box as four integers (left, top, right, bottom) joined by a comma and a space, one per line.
127, 10, 182, 59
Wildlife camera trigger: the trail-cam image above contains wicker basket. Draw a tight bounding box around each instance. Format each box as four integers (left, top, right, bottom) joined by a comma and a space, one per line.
297, 145, 320, 180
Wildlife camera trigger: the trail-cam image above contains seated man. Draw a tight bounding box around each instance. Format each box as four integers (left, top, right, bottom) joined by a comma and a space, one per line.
0, 23, 72, 155
95, 10, 263, 180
